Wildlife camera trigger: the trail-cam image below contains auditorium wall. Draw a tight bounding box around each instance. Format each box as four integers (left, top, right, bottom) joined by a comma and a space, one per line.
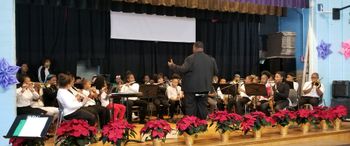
0, 0, 16, 145
279, 8, 309, 71
278, 0, 350, 106
311, 0, 350, 105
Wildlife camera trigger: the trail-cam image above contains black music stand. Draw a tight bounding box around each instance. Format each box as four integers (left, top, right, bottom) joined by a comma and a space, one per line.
139, 85, 159, 117
4, 115, 52, 141
213, 83, 237, 96
139, 85, 158, 99
245, 83, 268, 96
244, 84, 268, 111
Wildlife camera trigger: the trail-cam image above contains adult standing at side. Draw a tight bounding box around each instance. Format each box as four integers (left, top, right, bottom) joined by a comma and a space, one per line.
168, 41, 218, 119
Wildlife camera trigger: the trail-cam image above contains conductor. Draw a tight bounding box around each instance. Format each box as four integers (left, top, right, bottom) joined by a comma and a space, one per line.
168, 41, 218, 119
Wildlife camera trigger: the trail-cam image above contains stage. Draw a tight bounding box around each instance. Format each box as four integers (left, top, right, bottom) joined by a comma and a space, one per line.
46, 121, 350, 146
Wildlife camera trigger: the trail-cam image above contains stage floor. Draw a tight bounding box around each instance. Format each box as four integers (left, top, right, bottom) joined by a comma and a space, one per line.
46, 121, 350, 146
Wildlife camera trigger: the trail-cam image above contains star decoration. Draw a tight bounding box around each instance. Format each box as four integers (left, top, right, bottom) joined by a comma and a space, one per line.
340, 40, 350, 59
316, 40, 332, 60
0, 58, 20, 89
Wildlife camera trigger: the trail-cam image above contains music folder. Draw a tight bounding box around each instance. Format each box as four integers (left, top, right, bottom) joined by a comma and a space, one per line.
4, 115, 52, 139
213, 83, 236, 95
245, 83, 268, 96
139, 85, 159, 99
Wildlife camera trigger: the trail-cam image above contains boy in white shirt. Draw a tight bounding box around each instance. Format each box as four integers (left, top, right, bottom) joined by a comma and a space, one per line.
300, 73, 325, 107
121, 73, 147, 124
166, 77, 184, 121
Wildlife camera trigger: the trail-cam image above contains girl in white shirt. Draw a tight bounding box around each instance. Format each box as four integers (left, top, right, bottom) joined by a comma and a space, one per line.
81, 78, 110, 126
94, 76, 125, 121
56, 73, 96, 125
16, 76, 46, 115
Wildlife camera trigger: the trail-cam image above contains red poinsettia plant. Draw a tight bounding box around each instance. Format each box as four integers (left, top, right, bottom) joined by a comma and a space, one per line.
140, 119, 172, 142
296, 109, 314, 125
209, 111, 243, 134
56, 119, 97, 146
101, 119, 136, 146
331, 105, 348, 120
9, 137, 44, 146
313, 106, 333, 121
241, 111, 272, 134
176, 116, 208, 136
271, 110, 296, 127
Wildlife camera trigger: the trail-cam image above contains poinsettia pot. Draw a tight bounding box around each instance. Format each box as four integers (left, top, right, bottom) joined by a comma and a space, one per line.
301, 122, 310, 134
153, 139, 162, 146
279, 124, 289, 136
220, 131, 230, 143
254, 128, 262, 138
320, 120, 328, 131
184, 133, 194, 146
334, 118, 342, 131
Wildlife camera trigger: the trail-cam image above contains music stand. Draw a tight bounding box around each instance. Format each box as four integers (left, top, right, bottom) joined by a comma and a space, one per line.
245, 83, 268, 96
4, 115, 52, 140
139, 85, 159, 100
213, 84, 236, 95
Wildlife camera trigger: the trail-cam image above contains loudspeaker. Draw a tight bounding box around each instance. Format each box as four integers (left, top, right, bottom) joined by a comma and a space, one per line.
333, 8, 341, 20
260, 57, 296, 74
332, 80, 350, 98
331, 98, 350, 119
266, 32, 296, 57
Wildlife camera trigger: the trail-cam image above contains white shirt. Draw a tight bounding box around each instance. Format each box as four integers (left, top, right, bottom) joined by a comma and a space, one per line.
99, 90, 109, 107
16, 87, 40, 107
56, 88, 83, 116
216, 87, 225, 99
37, 66, 50, 83
82, 89, 96, 107
240, 84, 251, 99
302, 81, 325, 98
120, 83, 140, 100
166, 86, 182, 101
293, 82, 299, 92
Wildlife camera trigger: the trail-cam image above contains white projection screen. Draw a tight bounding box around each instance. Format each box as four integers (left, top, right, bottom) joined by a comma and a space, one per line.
110, 11, 196, 43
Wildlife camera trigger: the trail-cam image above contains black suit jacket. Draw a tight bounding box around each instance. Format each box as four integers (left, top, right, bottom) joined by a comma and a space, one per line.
170, 52, 218, 93
273, 82, 290, 101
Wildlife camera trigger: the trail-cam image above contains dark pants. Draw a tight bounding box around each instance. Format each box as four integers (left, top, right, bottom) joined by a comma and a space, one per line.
299, 96, 320, 107
275, 100, 290, 111
85, 105, 110, 127
153, 97, 170, 119
236, 97, 250, 115
184, 92, 208, 120
17, 106, 47, 115
217, 98, 225, 111
64, 107, 96, 126
169, 100, 185, 118
258, 100, 270, 115
126, 99, 148, 123
227, 96, 237, 113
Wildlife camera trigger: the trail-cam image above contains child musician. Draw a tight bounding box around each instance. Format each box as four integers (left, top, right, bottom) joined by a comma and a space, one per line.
93, 76, 126, 121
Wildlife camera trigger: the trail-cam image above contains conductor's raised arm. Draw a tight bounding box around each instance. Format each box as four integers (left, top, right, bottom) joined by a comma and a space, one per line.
168, 57, 193, 74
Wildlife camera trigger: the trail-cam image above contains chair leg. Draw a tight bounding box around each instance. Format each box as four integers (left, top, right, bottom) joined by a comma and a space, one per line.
54, 111, 63, 145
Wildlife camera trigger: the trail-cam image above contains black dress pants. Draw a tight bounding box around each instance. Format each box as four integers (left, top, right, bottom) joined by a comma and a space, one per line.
183, 92, 208, 120
64, 107, 97, 126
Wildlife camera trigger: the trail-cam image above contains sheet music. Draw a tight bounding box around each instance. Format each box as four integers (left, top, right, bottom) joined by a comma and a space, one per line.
18, 116, 48, 137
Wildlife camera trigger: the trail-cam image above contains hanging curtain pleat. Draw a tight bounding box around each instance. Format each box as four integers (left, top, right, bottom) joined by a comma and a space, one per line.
119, 0, 284, 16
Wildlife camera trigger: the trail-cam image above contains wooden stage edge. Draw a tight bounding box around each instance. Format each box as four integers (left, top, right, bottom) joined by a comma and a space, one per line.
47, 122, 350, 146
128, 122, 350, 146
